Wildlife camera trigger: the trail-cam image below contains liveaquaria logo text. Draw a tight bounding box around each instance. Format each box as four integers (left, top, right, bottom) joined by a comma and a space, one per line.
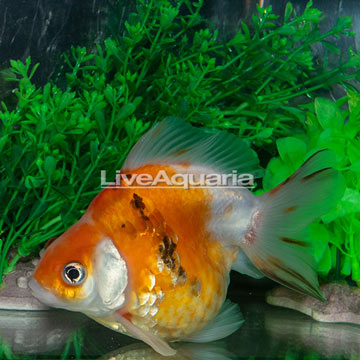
101, 170, 254, 189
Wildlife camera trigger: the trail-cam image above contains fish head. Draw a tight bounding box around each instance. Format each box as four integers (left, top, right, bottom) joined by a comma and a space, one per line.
29, 218, 129, 317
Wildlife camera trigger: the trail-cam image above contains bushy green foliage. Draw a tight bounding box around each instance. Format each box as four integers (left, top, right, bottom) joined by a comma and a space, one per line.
0, 0, 360, 286
260, 94, 360, 285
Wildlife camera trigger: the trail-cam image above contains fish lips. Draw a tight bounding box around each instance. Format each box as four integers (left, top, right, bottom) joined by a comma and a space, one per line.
29, 278, 72, 311
29, 277, 121, 317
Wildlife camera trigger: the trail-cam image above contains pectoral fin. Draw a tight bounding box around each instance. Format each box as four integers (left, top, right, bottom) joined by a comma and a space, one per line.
89, 312, 176, 356
113, 312, 176, 357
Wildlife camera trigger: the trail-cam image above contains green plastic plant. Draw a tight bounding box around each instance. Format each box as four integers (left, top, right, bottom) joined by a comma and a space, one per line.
60, 330, 83, 360
0, 339, 16, 360
0, 56, 149, 282
1, 0, 360, 286
260, 94, 360, 286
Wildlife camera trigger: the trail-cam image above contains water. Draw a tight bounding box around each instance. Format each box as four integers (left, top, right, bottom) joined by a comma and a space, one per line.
1, 289, 359, 359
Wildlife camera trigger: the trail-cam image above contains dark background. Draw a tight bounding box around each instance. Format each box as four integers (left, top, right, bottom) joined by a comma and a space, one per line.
0, 0, 359, 86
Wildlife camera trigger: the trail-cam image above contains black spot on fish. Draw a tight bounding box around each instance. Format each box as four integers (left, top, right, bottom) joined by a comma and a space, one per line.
132, 193, 145, 210
131, 193, 149, 221
283, 206, 298, 213
300, 149, 327, 168
178, 266, 185, 277
280, 237, 308, 248
267, 256, 323, 300
121, 224, 125, 228
160, 235, 177, 270
177, 265, 187, 286
269, 174, 295, 196
301, 167, 331, 182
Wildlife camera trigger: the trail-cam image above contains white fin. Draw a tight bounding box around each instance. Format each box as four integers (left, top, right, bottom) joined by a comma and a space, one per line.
184, 300, 244, 343
241, 150, 344, 300
113, 312, 176, 356
232, 249, 264, 279
122, 117, 261, 176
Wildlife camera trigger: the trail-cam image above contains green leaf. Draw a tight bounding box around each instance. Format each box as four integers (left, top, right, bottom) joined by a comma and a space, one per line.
321, 40, 340, 55
29, 200, 49, 221
347, 140, 360, 164
277, 25, 296, 36
263, 157, 292, 190
58, 92, 74, 110
0, 135, 9, 153
309, 222, 330, 263
24, 176, 45, 189
284, 2, 293, 22
228, 30, 248, 45
276, 137, 307, 170
322, 188, 360, 222
60, 204, 81, 228
160, 5, 179, 29
314, 97, 343, 131
348, 90, 360, 120
0, 180, 8, 202
116, 103, 136, 123
240, 21, 250, 38
317, 246, 332, 276
341, 254, 352, 276
348, 160, 360, 173
125, 119, 135, 138
50, 133, 66, 146
352, 261, 360, 282
104, 86, 115, 105
318, 129, 346, 158
95, 109, 106, 138
303, 6, 323, 24
257, 128, 273, 139
346, 53, 360, 68
90, 140, 99, 163
44, 156, 57, 179
334, 16, 352, 32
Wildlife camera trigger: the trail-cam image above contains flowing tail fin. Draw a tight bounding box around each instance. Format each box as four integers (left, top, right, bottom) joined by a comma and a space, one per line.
241, 150, 344, 300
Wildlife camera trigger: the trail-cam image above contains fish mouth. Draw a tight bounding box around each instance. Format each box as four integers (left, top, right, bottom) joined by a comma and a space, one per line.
29, 277, 109, 317
29, 278, 70, 310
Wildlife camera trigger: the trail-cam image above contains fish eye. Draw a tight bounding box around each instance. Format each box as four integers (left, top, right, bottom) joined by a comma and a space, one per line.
62, 262, 86, 285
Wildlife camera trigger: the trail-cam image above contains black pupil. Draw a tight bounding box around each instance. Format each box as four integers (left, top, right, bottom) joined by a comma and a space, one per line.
67, 267, 80, 281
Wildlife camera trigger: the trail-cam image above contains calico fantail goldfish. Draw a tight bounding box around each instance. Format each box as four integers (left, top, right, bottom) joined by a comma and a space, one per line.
30, 118, 341, 356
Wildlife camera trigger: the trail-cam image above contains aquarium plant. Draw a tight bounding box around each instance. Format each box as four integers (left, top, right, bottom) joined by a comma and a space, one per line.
0, 0, 359, 288
261, 94, 360, 285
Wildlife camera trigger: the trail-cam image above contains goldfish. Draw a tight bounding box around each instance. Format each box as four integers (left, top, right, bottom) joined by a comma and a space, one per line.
29, 117, 341, 356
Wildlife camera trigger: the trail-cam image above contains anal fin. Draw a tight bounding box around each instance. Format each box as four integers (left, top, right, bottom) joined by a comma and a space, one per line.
232, 249, 264, 279
184, 300, 244, 343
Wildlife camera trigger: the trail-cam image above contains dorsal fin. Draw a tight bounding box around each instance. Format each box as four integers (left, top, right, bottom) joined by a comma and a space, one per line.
122, 117, 261, 176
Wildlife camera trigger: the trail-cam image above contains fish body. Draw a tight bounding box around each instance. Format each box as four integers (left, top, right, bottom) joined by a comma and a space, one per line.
30, 118, 341, 356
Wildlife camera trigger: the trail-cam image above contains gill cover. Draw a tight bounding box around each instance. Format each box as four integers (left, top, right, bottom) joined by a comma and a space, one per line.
94, 238, 128, 310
